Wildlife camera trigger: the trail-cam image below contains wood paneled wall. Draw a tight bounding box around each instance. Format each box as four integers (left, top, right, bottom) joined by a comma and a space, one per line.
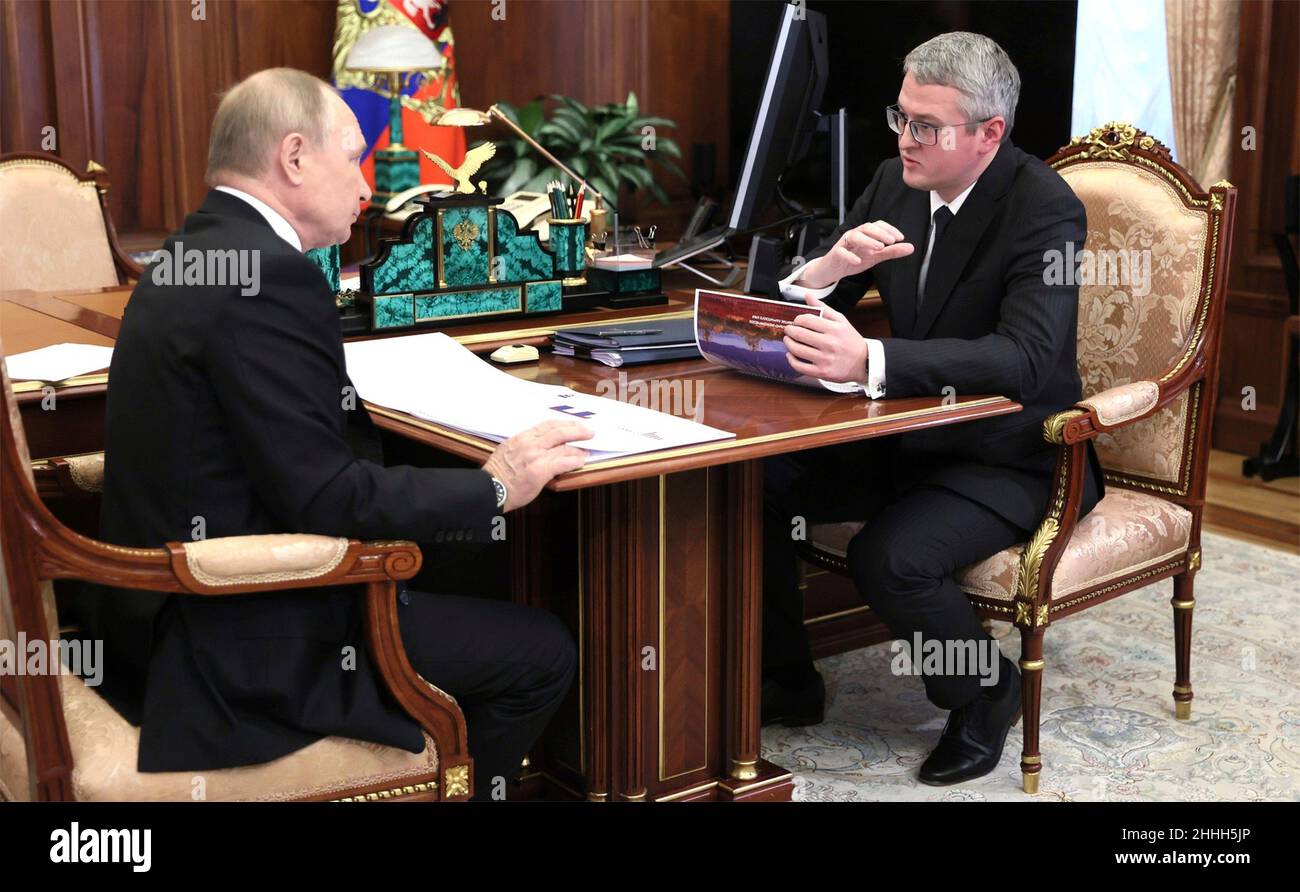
454, 0, 730, 230
1215, 0, 1299, 454
0, 0, 337, 239
0, 0, 728, 241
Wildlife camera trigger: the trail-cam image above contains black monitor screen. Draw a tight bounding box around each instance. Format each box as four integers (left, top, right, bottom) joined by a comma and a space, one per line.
728, 3, 828, 231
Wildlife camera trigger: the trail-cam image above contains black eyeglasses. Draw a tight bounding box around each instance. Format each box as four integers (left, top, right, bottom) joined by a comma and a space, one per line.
886, 104, 993, 146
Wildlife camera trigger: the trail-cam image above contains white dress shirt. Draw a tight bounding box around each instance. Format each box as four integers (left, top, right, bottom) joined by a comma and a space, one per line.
214, 185, 304, 252
778, 178, 979, 398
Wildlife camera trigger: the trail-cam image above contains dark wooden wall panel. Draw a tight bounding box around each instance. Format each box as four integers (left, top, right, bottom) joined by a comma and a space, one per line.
1, 0, 335, 239
453, 0, 730, 232
1215, 0, 1300, 454
3, 0, 727, 241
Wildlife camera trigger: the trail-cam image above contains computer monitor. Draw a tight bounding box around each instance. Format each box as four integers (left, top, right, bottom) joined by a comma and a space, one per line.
655, 2, 828, 278
728, 2, 829, 231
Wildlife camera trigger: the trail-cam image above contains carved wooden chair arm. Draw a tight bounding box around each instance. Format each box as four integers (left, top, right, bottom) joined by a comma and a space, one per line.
31, 530, 473, 798
1025, 338, 1208, 612
1047, 318, 1212, 446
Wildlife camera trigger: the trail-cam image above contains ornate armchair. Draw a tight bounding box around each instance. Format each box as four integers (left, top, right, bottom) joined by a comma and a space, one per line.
799, 124, 1237, 794
0, 152, 143, 291
0, 344, 474, 801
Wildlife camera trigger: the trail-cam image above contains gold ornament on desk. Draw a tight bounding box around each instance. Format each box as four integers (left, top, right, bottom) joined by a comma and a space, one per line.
405, 98, 609, 214
420, 143, 496, 195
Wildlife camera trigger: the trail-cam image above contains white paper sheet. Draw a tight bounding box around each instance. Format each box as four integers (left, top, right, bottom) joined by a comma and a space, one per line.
4, 343, 114, 382
343, 332, 734, 462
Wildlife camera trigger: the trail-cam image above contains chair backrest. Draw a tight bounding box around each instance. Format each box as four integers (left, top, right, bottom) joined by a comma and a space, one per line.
0, 153, 122, 291
1048, 123, 1236, 505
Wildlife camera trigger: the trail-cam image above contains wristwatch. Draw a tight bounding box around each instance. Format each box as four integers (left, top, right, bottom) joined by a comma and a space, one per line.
490, 475, 508, 510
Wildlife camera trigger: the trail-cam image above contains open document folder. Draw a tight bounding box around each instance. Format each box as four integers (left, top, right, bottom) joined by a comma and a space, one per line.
343, 332, 735, 463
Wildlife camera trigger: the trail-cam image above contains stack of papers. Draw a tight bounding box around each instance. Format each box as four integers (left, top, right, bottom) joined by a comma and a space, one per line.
4, 343, 114, 382
591, 253, 653, 270
343, 332, 733, 462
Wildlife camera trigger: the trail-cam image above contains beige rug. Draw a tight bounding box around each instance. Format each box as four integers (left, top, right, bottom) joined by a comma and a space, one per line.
761, 530, 1300, 801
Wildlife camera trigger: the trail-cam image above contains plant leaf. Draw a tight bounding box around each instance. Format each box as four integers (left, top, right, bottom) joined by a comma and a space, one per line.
493, 100, 519, 126
544, 115, 585, 146
523, 166, 561, 193
535, 120, 577, 148
590, 177, 616, 204
629, 116, 676, 130
597, 157, 621, 193
551, 106, 590, 132
604, 144, 645, 160
650, 156, 686, 180
500, 157, 538, 195
551, 94, 590, 117
625, 90, 638, 119
518, 99, 543, 136
647, 137, 682, 159
618, 164, 653, 190
596, 113, 634, 144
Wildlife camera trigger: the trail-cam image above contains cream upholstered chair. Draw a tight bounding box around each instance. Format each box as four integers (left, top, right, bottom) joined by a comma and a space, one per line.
0, 342, 474, 802
800, 123, 1237, 794
0, 152, 143, 291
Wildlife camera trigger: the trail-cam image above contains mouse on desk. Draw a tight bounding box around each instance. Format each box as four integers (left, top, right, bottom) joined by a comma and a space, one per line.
489, 343, 540, 364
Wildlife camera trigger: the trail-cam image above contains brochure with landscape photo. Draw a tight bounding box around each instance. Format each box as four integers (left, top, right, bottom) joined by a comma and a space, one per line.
693, 289, 862, 392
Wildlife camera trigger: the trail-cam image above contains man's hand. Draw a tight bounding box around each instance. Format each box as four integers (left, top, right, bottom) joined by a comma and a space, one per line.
794, 219, 913, 289
482, 420, 593, 511
784, 291, 868, 384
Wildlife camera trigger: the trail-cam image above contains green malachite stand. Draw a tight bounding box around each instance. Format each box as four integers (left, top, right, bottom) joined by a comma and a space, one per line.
312, 192, 578, 333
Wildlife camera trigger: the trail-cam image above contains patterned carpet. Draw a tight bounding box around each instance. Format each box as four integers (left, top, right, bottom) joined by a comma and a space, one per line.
761, 531, 1300, 801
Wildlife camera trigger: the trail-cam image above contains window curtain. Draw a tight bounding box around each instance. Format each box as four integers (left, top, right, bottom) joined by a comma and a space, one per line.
1164, 0, 1240, 187
1071, 0, 1179, 159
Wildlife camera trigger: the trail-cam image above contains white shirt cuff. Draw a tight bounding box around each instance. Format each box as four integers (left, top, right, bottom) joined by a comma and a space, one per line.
778, 267, 838, 302
817, 338, 886, 399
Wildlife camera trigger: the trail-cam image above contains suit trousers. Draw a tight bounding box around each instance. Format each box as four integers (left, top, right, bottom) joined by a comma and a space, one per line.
396, 587, 577, 801
763, 437, 1029, 710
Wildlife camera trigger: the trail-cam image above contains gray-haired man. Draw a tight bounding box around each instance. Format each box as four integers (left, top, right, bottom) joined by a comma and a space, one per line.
762, 32, 1104, 785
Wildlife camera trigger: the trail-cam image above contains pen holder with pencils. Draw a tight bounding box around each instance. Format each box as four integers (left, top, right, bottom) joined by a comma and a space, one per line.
547, 217, 588, 284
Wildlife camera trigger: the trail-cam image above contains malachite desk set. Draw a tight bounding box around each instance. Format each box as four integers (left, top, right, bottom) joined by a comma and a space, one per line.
307, 192, 666, 335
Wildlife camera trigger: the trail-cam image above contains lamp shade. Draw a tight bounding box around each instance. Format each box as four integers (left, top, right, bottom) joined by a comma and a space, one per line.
345, 24, 442, 72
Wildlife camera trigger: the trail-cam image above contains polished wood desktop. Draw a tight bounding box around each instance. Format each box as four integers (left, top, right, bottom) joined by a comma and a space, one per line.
2, 279, 1021, 801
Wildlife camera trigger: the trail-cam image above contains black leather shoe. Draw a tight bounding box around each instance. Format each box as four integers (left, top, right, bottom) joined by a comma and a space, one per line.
761, 672, 825, 727
918, 655, 1022, 785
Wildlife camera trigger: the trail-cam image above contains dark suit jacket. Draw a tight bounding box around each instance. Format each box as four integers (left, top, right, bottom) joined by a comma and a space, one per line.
72, 189, 500, 772
777, 140, 1103, 531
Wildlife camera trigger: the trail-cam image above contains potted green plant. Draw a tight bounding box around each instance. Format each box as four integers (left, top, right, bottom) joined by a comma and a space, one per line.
480, 92, 684, 207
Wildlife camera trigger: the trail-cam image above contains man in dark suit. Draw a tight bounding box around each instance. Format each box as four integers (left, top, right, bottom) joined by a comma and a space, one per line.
762, 32, 1103, 785
71, 68, 591, 800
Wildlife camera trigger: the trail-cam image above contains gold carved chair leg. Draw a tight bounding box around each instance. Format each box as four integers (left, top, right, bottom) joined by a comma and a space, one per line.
1171, 571, 1196, 720
1018, 627, 1046, 794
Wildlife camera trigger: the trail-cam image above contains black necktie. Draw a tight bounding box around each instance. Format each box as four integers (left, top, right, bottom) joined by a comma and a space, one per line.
918, 205, 955, 312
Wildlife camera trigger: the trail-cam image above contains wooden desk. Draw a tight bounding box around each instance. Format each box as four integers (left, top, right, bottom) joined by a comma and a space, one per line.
2, 280, 1020, 802
367, 341, 1020, 801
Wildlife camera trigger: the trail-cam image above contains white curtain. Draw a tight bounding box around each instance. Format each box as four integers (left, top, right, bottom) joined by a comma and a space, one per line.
1071, 0, 1179, 159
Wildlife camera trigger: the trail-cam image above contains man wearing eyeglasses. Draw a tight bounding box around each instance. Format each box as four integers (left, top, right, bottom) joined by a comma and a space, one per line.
762, 31, 1104, 786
